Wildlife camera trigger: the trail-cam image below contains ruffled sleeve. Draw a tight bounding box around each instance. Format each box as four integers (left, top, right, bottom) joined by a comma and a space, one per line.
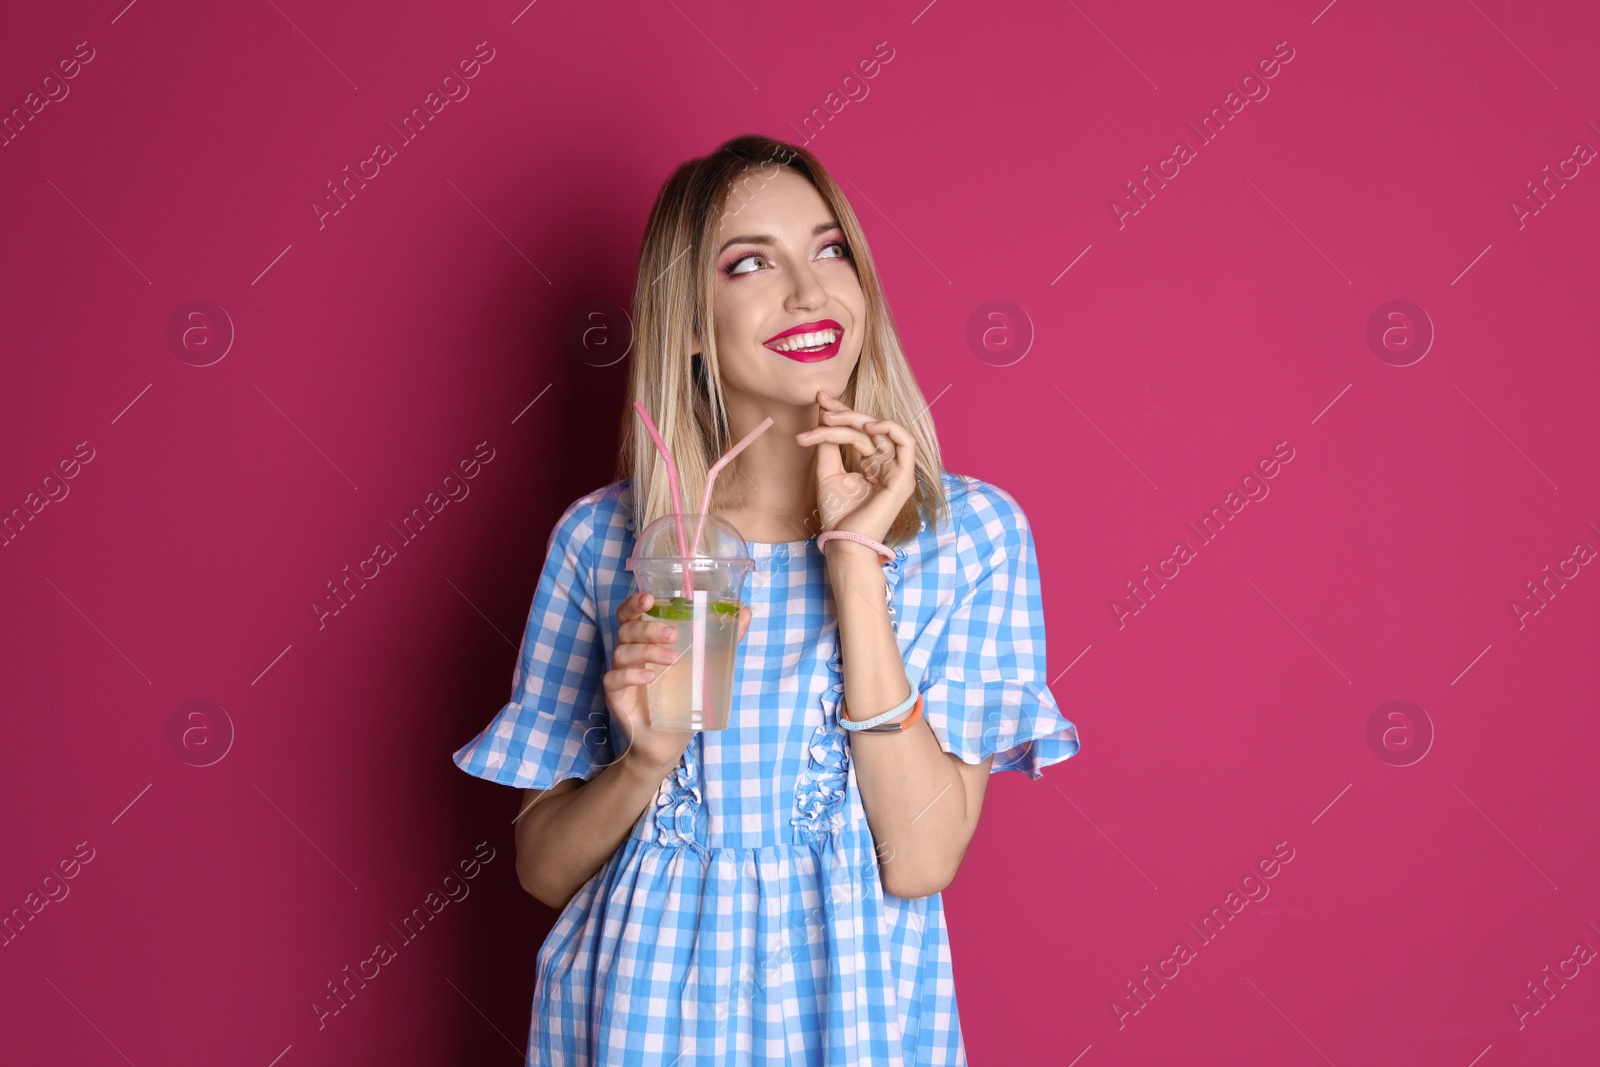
451, 496, 614, 790
919, 481, 1080, 779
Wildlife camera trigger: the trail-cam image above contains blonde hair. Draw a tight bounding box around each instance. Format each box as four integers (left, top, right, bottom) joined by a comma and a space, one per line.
616, 133, 950, 547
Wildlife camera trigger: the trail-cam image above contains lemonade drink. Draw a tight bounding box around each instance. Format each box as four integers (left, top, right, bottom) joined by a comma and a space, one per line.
625, 511, 752, 732
644, 592, 742, 731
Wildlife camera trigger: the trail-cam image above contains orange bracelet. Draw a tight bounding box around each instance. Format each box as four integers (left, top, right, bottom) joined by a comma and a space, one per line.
840, 692, 924, 733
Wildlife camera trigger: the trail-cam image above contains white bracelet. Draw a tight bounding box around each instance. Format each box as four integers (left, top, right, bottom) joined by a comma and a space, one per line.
837, 683, 921, 733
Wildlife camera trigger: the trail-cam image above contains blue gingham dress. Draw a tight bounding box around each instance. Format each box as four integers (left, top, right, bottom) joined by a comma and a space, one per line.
452, 470, 1080, 1065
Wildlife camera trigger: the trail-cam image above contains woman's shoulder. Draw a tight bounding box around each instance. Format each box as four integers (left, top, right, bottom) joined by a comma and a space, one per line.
936, 469, 1031, 539
546, 479, 634, 561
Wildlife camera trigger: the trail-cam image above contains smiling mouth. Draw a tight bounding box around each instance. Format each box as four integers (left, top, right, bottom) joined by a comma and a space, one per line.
764, 328, 843, 362
766, 329, 841, 354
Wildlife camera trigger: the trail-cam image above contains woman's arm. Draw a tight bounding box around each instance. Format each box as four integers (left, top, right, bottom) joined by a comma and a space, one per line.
512, 591, 753, 910
827, 540, 992, 899
512, 754, 674, 910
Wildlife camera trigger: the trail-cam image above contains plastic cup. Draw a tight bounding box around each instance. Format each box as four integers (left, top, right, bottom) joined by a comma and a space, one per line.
624, 513, 753, 731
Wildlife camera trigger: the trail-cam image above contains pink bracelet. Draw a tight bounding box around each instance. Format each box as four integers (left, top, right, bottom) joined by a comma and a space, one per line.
816, 530, 894, 563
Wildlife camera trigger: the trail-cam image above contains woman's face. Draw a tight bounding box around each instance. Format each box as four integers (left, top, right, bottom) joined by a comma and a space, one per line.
701, 167, 867, 409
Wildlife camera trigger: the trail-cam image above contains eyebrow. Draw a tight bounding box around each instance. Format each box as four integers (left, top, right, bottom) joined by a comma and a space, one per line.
717, 221, 842, 256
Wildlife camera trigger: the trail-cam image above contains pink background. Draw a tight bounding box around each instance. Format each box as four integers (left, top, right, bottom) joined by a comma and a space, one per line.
3, 0, 1597, 1063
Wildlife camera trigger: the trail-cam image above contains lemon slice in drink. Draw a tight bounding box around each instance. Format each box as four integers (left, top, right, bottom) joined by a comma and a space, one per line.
646, 596, 741, 620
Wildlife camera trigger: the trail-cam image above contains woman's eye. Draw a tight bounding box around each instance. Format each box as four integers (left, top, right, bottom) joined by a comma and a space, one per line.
723, 241, 850, 277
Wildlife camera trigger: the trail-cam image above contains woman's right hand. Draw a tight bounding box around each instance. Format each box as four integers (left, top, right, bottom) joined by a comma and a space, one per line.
604, 591, 752, 778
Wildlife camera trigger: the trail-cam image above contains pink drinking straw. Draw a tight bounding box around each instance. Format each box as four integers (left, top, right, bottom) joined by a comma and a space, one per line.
632, 401, 691, 564
632, 402, 775, 599
690, 417, 774, 554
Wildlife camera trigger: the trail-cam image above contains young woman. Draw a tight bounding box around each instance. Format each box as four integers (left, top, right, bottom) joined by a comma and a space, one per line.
453, 134, 1081, 1065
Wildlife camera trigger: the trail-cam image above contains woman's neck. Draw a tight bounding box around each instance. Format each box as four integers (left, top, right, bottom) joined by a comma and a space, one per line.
712, 471, 819, 542
711, 401, 821, 529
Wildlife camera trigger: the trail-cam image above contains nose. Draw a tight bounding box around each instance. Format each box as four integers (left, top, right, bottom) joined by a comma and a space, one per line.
784, 257, 826, 312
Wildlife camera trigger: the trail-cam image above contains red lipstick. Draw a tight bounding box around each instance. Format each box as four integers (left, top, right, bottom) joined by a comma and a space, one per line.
762, 319, 844, 362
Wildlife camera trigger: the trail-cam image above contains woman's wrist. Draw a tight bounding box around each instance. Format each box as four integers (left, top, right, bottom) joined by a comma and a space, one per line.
619, 744, 686, 785
823, 541, 891, 584
818, 529, 892, 564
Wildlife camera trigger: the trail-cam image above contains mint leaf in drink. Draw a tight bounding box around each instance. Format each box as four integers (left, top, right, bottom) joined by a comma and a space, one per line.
645, 596, 741, 620
646, 597, 695, 621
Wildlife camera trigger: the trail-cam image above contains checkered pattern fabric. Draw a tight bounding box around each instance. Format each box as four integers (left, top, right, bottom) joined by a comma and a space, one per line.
453, 470, 1080, 1065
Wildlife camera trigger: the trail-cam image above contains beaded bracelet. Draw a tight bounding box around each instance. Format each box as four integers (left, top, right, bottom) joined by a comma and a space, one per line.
816, 529, 894, 564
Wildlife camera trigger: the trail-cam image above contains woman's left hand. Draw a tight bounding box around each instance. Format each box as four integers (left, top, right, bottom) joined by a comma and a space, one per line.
795, 389, 917, 544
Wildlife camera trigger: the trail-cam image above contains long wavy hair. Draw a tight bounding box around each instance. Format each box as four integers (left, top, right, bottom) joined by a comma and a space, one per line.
616, 134, 951, 548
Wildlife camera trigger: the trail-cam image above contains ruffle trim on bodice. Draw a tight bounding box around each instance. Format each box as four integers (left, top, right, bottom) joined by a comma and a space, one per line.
883, 542, 908, 626
791, 543, 909, 844
653, 734, 706, 847
645, 537, 915, 849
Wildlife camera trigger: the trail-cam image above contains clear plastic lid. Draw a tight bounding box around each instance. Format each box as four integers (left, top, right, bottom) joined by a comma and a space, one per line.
625, 513, 754, 604
626, 512, 753, 565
